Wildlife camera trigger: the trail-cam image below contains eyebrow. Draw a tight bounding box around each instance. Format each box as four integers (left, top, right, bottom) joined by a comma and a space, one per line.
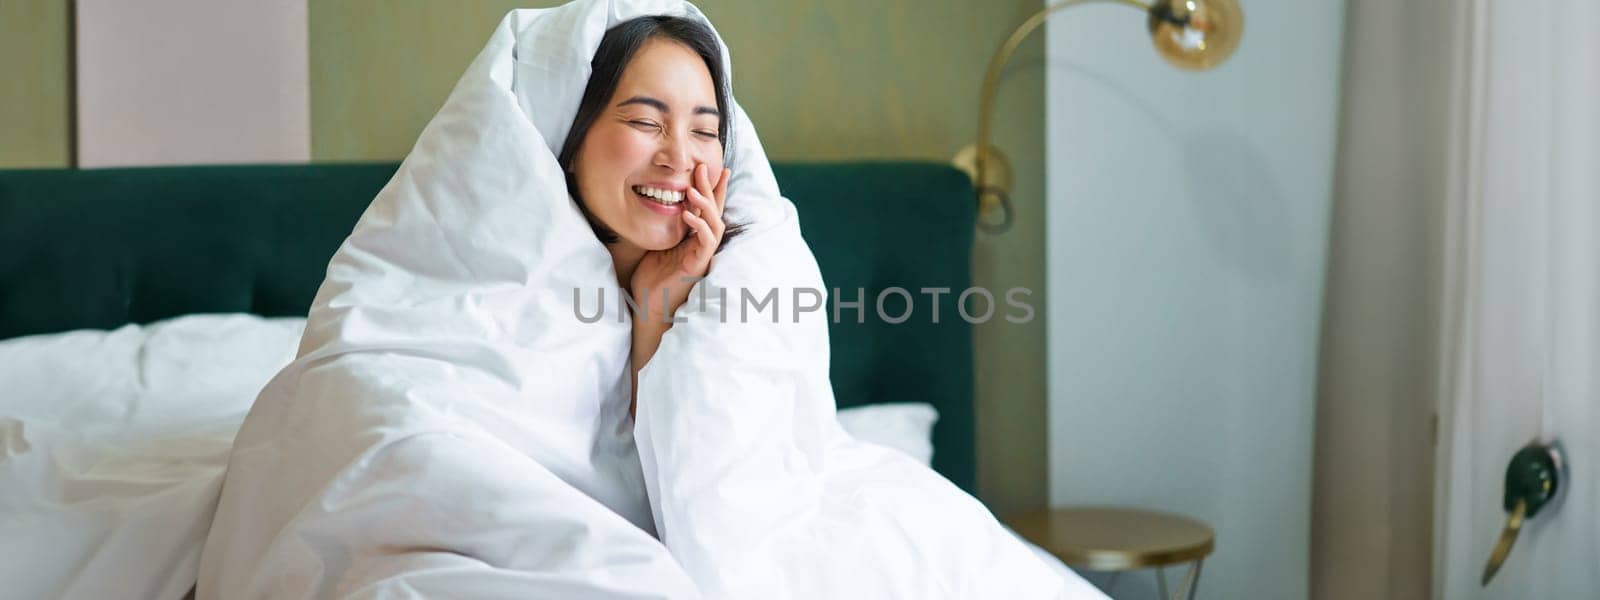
616, 95, 720, 118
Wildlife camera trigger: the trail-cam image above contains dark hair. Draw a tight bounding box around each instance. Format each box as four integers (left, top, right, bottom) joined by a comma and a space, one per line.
558, 15, 745, 250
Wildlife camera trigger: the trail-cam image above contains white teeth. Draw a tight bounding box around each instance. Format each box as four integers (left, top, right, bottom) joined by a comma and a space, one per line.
632, 185, 683, 204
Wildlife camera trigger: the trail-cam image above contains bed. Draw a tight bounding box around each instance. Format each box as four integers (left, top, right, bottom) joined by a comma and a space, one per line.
0, 161, 977, 490
0, 161, 1091, 598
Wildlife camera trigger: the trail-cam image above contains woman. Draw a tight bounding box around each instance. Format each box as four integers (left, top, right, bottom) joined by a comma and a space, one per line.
199, 3, 1080, 598
555, 16, 741, 417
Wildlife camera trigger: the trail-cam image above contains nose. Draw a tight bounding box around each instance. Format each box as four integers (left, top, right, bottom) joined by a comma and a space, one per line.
654, 130, 694, 174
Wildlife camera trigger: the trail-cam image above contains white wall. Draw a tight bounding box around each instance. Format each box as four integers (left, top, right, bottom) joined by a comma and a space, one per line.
1045, 2, 1345, 599
76, 0, 309, 167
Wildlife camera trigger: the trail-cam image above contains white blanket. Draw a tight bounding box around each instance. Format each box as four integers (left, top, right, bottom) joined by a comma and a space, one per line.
198, 1, 1080, 598
0, 316, 305, 600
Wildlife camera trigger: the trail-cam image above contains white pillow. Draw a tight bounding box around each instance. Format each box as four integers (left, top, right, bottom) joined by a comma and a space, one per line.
0, 314, 304, 600
836, 402, 938, 466
0, 314, 305, 436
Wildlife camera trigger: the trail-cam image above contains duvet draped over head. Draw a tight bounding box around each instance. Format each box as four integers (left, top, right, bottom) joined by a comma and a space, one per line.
197, 1, 1072, 598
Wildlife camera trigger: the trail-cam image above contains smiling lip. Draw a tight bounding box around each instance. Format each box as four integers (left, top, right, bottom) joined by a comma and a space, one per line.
634, 180, 690, 192
632, 184, 686, 216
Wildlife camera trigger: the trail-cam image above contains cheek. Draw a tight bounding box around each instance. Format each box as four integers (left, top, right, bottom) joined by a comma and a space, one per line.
699, 145, 725, 175
583, 128, 655, 182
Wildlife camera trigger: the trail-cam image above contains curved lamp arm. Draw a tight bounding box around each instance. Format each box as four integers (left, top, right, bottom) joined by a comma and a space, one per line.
954, 0, 1244, 233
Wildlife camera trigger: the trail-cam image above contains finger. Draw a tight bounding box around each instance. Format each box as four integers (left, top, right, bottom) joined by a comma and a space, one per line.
693, 211, 717, 251
682, 210, 716, 259
687, 187, 724, 237
679, 211, 701, 250
695, 163, 713, 199
684, 209, 715, 245
714, 168, 731, 213
681, 206, 704, 234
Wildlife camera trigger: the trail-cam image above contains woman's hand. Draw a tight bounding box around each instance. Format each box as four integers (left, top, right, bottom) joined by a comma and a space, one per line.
629, 163, 730, 323
629, 163, 728, 418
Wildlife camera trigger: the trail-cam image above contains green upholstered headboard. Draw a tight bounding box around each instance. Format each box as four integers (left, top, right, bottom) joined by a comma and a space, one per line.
0, 162, 978, 493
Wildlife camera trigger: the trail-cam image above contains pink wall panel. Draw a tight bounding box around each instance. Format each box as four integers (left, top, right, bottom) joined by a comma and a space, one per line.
75, 0, 309, 167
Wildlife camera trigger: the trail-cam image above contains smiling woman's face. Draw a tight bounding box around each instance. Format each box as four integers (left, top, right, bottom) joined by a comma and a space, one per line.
571, 37, 724, 254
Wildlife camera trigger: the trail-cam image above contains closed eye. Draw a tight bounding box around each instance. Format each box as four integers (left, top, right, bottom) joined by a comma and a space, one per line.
626, 117, 715, 140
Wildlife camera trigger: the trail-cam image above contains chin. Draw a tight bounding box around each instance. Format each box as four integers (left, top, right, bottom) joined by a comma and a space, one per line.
625, 226, 686, 252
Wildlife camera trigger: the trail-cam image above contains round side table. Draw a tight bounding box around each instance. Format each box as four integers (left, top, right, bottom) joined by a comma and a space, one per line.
1005, 506, 1214, 600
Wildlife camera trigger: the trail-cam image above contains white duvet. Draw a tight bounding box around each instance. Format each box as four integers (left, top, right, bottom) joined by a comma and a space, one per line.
197, 2, 1081, 598
0, 314, 1097, 599
7, 1, 1104, 598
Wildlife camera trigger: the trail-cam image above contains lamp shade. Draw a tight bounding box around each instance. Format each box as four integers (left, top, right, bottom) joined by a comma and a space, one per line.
1148, 0, 1243, 71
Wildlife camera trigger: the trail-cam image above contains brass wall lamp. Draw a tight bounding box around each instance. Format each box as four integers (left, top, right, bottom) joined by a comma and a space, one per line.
953, 0, 1244, 233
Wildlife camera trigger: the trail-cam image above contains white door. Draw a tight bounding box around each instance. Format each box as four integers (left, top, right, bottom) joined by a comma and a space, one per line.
1434, 2, 1599, 597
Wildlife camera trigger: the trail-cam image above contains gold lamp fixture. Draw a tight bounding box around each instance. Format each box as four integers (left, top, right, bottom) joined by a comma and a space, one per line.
953, 0, 1243, 232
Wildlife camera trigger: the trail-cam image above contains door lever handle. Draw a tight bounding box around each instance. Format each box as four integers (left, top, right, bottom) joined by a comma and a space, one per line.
1480, 442, 1565, 586
1480, 498, 1525, 585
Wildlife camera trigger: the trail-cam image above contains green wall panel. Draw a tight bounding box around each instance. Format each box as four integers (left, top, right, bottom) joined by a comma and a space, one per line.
0, 0, 71, 168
